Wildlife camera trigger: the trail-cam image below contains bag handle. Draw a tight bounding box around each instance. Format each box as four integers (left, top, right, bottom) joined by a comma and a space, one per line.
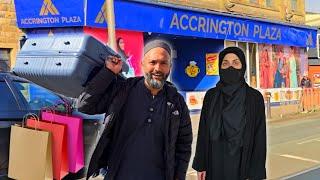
51, 100, 72, 116
22, 113, 40, 130
40, 106, 56, 125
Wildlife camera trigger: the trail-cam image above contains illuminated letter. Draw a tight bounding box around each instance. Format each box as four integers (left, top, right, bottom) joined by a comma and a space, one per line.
189, 16, 198, 31
180, 14, 189, 30
170, 13, 180, 30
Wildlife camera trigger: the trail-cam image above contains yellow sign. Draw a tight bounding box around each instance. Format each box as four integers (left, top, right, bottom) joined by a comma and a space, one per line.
40, 0, 60, 16
206, 53, 218, 75
95, 1, 107, 23
185, 61, 200, 78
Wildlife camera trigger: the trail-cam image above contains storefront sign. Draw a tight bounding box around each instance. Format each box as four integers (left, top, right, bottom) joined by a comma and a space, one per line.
14, 0, 317, 47
86, 0, 317, 47
206, 53, 219, 75
14, 0, 84, 28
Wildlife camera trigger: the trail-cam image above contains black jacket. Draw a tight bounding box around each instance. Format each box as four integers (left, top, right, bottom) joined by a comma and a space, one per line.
77, 68, 193, 180
193, 84, 266, 180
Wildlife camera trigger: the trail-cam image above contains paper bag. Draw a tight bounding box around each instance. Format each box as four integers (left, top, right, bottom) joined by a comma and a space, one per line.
8, 125, 52, 180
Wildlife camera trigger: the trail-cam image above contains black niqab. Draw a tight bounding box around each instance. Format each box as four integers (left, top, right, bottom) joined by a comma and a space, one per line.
208, 47, 247, 155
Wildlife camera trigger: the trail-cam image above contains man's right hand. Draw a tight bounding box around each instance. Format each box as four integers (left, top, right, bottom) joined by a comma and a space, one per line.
197, 171, 206, 180
105, 55, 123, 74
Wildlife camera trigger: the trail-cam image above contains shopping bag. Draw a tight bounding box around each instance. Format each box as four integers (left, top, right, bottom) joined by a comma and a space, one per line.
8, 114, 53, 180
27, 116, 69, 180
41, 109, 84, 173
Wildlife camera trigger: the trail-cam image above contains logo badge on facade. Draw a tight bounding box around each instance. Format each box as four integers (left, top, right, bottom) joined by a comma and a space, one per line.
40, 0, 60, 16
95, 1, 107, 24
185, 61, 200, 78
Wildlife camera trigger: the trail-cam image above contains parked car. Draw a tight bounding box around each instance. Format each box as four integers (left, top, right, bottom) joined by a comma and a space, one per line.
0, 72, 104, 179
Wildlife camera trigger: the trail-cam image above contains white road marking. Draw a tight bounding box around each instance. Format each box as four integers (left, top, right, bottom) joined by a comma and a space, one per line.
297, 137, 320, 145
280, 154, 320, 164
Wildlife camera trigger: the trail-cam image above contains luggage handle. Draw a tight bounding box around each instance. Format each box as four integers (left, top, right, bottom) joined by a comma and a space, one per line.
31, 42, 36, 46
99, 53, 121, 62
55, 62, 62, 66
64, 41, 70, 45
23, 61, 29, 65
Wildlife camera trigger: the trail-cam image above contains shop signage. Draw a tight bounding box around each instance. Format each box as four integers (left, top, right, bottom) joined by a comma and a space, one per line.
87, 0, 317, 47
14, 0, 84, 28
14, 0, 317, 47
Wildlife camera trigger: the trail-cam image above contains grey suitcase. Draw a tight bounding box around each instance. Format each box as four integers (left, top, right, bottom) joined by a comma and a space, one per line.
13, 34, 119, 97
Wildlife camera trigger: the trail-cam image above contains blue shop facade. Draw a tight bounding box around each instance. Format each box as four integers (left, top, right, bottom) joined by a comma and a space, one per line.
14, 0, 318, 109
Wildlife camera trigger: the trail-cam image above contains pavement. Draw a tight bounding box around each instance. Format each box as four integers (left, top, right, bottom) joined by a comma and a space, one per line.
87, 110, 320, 180
186, 110, 320, 180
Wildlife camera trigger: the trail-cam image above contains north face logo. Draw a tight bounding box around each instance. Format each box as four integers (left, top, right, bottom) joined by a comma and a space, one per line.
40, 0, 60, 16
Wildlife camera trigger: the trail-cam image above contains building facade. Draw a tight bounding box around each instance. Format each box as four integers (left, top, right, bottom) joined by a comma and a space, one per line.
0, 0, 21, 71
158, 0, 306, 24
13, 0, 317, 112
155, 0, 315, 108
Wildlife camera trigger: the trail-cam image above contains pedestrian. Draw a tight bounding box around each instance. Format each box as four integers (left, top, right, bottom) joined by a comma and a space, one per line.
192, 47, 266, 180
77, 39, 193, 180
300, 74, 312, 88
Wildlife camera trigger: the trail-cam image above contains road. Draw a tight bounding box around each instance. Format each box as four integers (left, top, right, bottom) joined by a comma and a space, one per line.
187, 113, 320, 180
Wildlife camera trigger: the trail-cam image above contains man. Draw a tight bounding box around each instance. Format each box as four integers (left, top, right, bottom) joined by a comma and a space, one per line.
77, 40, 193, 180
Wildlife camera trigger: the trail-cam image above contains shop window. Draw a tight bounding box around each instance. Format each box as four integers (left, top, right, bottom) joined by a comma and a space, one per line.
225, 41, 236, 47
0, 49, 10, 72
238, 42, 247, 54
238, 42, 249, 83
291, 0, 297, 11
249, 43, 257, 88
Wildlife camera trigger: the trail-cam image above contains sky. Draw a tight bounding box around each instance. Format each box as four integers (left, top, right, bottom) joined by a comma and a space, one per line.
305, 0, 320, 13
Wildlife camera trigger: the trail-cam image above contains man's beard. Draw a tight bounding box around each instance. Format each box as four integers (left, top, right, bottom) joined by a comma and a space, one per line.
144, 72, 169, 89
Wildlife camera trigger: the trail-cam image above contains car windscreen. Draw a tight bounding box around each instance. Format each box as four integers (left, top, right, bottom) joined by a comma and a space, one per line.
0, 80, 19, 111
12, 81, 63, 110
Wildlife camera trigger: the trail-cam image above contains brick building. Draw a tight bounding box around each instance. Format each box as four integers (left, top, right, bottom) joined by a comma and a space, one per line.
158, 0, 306, 24
0, 0, 21, 71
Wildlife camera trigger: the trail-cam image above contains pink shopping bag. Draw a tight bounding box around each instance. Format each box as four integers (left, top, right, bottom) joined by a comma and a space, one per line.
41, 110, 84, 173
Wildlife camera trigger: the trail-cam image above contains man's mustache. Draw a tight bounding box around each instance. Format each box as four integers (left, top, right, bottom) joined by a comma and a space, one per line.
151, 72, 165, 78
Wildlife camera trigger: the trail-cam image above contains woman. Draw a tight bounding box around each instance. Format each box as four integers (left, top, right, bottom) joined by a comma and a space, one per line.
260, 49, 270, 88
116, 37, 134, 77
274, 49, 285, 88
288, 47, 298, 88
193, 47, 266, 180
